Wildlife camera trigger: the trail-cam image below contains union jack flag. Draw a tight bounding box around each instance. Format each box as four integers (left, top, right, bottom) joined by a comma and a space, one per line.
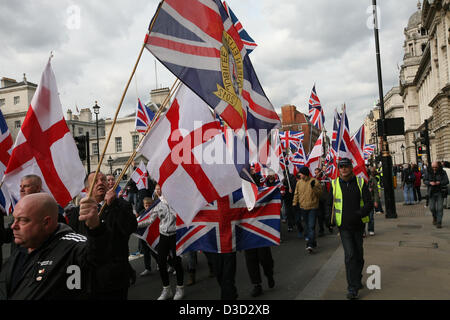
176, 186, 281, 254
291, 140, 307, 167
308, 85, 325, 131
279, 131, 304, 152
222, 1, 257, 54
135, 98, 155, 134
337, 106, 368, 181
145, 0, 280, 135
0, 109, 14, 214
134, 199, 161, 252
364, 144, 375, 160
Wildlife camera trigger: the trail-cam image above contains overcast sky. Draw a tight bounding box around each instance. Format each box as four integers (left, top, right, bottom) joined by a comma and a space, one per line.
0, 0, 421, 135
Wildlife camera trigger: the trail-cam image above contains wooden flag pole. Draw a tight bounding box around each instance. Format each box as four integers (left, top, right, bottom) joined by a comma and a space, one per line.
87, 1, 164, 198
98, 79, 180, 218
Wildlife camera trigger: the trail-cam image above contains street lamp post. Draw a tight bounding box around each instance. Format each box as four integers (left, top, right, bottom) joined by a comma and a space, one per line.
372, 0, 397, 218
107, 156, 114, 175
93, 101, 100, 162
401, 144, 405, 164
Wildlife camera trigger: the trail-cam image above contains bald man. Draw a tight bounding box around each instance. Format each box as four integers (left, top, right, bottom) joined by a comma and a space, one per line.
0, 193, 111, 300
67, 171, 137, 300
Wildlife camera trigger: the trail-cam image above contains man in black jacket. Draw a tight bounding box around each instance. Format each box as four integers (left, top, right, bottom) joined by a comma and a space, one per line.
423, 161, 449, 228
326, 158, 373, 300
67, 171, 137, 299
0, 193, 110, 300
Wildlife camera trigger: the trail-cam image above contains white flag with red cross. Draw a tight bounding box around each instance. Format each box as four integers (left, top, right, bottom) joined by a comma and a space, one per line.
130, 160, 148, 190
137, 84, 243, 226
2, 58, 86, 208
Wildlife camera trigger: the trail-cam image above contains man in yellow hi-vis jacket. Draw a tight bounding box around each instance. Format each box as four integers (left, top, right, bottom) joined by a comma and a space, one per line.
327, 158, 374, 300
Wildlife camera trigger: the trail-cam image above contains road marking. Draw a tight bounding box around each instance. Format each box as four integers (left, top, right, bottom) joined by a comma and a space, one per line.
295, 245, 344, 300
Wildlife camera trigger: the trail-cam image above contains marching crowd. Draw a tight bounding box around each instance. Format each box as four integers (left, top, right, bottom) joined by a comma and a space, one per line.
0, 158, 448, 300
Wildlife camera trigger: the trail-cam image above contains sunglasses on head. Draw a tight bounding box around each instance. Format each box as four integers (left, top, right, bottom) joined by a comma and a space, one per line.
339, 164, 351, 168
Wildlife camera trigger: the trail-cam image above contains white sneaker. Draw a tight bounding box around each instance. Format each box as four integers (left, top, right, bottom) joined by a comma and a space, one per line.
140, 269, 151, 277
369, 232, 375, 236
157, 286, 173, 300
173, 285, 185, 300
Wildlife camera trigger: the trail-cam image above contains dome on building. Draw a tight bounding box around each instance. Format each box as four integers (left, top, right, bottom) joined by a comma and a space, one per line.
407, 10, 422, 30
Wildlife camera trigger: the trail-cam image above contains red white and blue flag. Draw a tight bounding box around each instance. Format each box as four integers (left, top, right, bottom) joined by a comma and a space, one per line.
336, 106, 368, 181
308, 85, 325, 131
279, 131, 304, 152
135, 98, 156, 134
145, 0, 280, 135
364, 144, 375, 160
222, 1, 257, 54
176, 186, 281, 254
0, 109, 14, 214
134, 199, 161, 252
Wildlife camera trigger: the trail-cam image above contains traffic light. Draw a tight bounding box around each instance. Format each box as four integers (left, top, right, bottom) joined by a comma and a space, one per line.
74, 136, 86, 161
417, 146, 423, 156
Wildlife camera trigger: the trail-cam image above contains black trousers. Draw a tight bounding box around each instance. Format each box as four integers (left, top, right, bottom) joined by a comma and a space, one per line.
339, 228, 364, 293
138, 239, 155, 270
284, 202, 295, 228
413, 186, 422, 202
157, 234, 184, 287
206, 252, 237, 300
244, 247, 274, 285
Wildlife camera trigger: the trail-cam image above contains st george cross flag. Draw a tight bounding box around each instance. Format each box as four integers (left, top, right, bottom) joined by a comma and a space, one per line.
3, 58, 86, 208
130, 160, 148, 190
222, 1, 257, 54
137, 83, 244, 226
176, 186, 281, 254
308, 85, 325, 131
0, 109, 14, 214
145, 0, 280, 134
306, 132, 324, 175
135, 98, 156, 134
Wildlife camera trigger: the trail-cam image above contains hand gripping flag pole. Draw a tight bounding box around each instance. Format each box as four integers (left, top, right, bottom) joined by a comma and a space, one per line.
87, 1, 165, 198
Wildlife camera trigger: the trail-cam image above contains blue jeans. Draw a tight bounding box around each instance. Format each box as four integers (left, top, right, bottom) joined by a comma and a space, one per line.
300, 209, 317, 248
403, 184, 414, 204
366, 209, 375, 233
429, 192, 444, 225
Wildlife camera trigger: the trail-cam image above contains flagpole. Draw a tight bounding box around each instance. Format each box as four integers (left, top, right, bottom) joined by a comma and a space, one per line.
330, 104, 345, 226
98, 79, 180, 218
87, 2, 165, 198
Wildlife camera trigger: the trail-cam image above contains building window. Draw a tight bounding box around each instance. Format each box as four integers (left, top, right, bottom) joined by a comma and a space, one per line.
0, 99, 5, 106
78, 127, 84, 135
91, 128, 96, 136
115, 137, 122, 153
15, 120, 21, 128
92, 143, 99, 155
132, 135, 139, 150
14, 96, 20, 105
